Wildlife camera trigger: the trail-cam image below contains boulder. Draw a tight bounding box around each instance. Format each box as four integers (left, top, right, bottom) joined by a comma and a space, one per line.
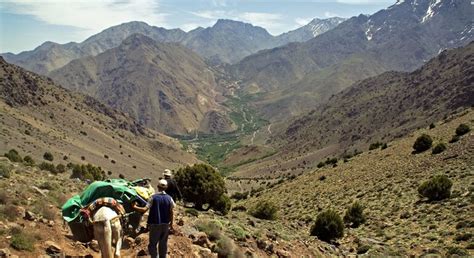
0, 248, 11, 257
193, 232, 212, 248
24, 210, 36, 221
277, 249, 291, 258
89, 240, 100, 252
45, 240, 62, 255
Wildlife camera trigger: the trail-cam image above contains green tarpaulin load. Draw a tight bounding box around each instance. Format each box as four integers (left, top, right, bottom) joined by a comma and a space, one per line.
61, 179, 143, 222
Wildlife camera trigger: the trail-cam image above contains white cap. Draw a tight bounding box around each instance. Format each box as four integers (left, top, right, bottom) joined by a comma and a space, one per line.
158, 179, 168, 188
163, 169, 172, 177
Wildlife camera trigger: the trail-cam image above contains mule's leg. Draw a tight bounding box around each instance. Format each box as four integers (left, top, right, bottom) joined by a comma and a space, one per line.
94, 220, 113, 258
112, 219, 122, 258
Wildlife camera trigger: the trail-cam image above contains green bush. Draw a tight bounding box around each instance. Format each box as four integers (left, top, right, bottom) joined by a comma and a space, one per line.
418, 175, 452, 201
10, 228, 35, 251
455, 124, 470, 136
317, 162, 325, 168
185, 208, 199, 217
174, 164, 226, 210
71, 164, 105, 181
344, 202, 366, 228
432, 143, 447, 154
4, 149, 22, 163
0, 163, 13, 178
381, 143, 388, 150
369, 142, 383, 150
325, 157, 338, 166
429, 123, 435, 129
413, 134, 433, 153
449, 135, 460, 143
230, 191, 248, 200
39, 162, 57, 174
310, 210, 344, 242
23, 156, 35, 166
56, 164, 66, 173
195, 219, 222, 241
213, 194, 231, 215
249, 200, 278, 220
43, 152, 54, 161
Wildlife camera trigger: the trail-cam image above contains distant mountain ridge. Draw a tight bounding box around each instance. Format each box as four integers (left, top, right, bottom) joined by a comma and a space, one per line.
49, 34, 234, 135
2, 18, 344, 74
231, 0, 473, 120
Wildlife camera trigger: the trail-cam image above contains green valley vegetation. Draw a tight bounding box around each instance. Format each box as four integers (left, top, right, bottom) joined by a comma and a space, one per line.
179, 92, 270, 174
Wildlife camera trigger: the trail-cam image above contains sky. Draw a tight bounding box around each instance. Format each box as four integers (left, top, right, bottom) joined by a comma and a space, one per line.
0, 0, 394, 54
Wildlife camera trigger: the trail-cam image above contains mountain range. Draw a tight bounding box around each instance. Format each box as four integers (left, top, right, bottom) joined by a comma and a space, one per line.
49, 34, 232, 135
2, 17, 345, 74
231, 0, 473, 120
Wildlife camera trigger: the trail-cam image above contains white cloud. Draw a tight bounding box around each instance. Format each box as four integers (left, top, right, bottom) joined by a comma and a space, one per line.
189, 10, 227, 20
3, 0, 168, 36
324, 11, 340, 17
295, 17, 312, 26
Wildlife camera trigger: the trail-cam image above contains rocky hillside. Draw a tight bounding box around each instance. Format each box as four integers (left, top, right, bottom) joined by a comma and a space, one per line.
277, 41, 474, 156
49, 34, 233, 135
274, 17, 346, 45
237, 110, 474, 256
231, 0, 473, 120
0, 56, 198, 180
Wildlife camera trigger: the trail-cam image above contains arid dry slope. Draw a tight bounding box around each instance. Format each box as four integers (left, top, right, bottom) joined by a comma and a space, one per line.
241, 110, 474, 256
229, 41, 473, 179
0, 57, 198, 180
49, 34, 234, 135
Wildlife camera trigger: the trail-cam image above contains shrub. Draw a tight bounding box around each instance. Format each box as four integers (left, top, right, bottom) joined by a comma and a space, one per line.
4, 149, 22, 163
0, 190, 8, 204
185, 208, 199, 217
230, 225, 246, 241
317, 162, 325, 168
449, 135, 460, 143
23, 156, 35, 166
0, 163, 13, 178
230, 191, 248, 200
71, 164, 105, 181
214, 235, 234, 257
213, 194, 231, 215
39, 162, 57, 174
0, 204, 17, 221
56, 164, 66, 173
174, 164, 226, 210
429, 123, 435, 129
432, 143, 447, 154
310, 210, 344, 242
43, 152, 54, 161
418, 175, 452, 201
344, 202, 366, 228
413, 134, 432, 153
249, 200, 278, 220
10, 228, 35, 251
325, 158, 338, 166
455, 124, 470, 136
369, 142, 383, 150
381, 143, 388, 150
195, 219, 222, 241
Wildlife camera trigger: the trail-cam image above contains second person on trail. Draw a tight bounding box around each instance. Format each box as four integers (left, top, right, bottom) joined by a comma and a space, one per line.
163, 169, 182, 202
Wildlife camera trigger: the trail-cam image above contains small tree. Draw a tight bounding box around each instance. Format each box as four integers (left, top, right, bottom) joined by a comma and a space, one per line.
43, 152, 54, 161
311, 210, 344, 242
174, 164, 226, 210
249, 200, 278, 220
418, 175, 452, 201
455, 124, 470, 136
432, 143, 447, 154
344, 202, 366, 228
413, 134, 432, 153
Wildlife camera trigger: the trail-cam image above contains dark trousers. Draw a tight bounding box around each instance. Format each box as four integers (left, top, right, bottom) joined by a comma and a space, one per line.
148, 224, 170, 258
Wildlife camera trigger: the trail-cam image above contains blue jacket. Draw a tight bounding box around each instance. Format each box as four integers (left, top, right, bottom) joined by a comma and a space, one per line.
147, 192, 175, 225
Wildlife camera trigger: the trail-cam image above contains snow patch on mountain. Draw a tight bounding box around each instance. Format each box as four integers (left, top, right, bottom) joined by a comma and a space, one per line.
422, 0, 442, 23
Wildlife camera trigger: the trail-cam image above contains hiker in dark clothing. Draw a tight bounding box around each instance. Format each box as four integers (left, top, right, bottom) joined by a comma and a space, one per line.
132, 179, 175, 258
163, 169, 182, 202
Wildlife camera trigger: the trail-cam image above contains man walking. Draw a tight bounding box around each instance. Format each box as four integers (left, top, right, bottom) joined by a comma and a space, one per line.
133, 179, 175, 258
163, 169, 182, 202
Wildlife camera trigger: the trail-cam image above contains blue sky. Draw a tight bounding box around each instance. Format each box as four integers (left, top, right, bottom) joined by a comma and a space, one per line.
0, 0, 394, 54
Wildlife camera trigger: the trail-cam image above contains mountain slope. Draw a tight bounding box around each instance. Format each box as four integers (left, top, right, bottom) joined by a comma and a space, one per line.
49, 34, 232, 135
274, 17, 346, 45
231, 0, 473, 119
0, 57, 198, 179
239, 110, 474, 256
230, 41, 473, 179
